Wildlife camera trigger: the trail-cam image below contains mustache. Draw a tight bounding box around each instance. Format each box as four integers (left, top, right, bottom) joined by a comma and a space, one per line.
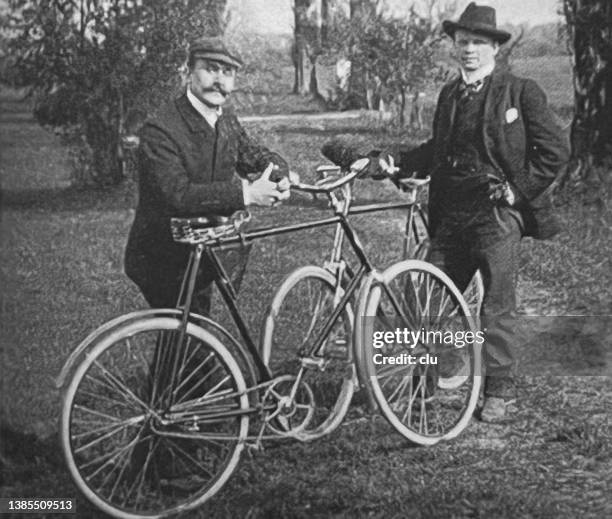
201, 85, 230, 96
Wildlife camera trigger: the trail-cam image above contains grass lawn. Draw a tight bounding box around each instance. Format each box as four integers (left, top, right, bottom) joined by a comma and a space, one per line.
1, 83, 611, 517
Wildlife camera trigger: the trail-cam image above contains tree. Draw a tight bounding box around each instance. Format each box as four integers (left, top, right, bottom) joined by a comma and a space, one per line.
563, 0, 612, 176
292, 0, 311, 94
336, 4, 442, 119
346, 0, 378, 108
338, 0, 453, 110
6, 0, 228, 185
292, 0, 333, 98
358, 10, 442, 124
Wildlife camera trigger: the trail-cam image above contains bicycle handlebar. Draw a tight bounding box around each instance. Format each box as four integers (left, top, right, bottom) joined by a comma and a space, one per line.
290, 157, 370, 194
170, 163, 429, 245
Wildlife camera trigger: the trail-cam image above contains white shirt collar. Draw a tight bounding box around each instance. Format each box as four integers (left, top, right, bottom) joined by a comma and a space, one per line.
460, 62, 496, 86
186, 87, 222, 128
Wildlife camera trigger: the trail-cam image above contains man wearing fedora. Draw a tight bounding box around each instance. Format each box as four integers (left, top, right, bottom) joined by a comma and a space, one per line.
367, 3, 570, 422
125, 36, 291, 314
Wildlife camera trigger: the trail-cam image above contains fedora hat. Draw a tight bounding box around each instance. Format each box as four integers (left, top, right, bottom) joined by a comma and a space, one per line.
443, 2, 511, 44
188, 36, 243, 69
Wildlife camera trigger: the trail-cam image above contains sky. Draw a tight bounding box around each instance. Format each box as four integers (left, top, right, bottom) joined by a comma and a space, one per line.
227, 0, 563, 35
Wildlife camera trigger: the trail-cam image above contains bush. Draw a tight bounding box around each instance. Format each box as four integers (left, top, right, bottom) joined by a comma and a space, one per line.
6, 0, 227, 185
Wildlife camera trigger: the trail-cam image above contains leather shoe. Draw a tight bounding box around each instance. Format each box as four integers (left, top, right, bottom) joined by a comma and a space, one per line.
479, 396, 517, 423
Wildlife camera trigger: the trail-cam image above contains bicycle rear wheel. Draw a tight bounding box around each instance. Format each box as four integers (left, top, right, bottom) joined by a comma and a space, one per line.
61, 317, 249, 519
357, 260, 481, 445
260, 266, 355, 440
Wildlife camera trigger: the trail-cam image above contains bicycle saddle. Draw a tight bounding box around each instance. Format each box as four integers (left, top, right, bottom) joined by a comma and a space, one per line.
170, 211, 251, 244
171, 215, 232, 229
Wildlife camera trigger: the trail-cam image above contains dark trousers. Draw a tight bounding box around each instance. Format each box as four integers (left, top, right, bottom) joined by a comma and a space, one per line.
428, 199, 522, 398
137, 243, 252, 317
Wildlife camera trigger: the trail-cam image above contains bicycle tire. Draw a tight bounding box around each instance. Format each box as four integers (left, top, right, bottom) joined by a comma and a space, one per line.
61, 317, 249, 519
260, 266, 355, 440
356, 260, 481, 445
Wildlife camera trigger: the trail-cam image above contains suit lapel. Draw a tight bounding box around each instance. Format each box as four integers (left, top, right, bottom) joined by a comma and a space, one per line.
436, 77, 460, 153
176, 94, 216, 136
483, 70, 506, 127
444, 78, 460, 130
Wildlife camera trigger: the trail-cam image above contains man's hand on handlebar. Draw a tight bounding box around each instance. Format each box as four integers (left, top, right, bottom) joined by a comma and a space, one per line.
377, 155, 400, 178
243, 163, 291, 206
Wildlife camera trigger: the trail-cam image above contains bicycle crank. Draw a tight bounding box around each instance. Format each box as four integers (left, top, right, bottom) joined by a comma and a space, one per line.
263, 375, 315, 437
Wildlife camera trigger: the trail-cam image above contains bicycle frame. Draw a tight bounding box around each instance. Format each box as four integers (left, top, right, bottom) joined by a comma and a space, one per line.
175, 200, 415, 388
326, 200, 429, 280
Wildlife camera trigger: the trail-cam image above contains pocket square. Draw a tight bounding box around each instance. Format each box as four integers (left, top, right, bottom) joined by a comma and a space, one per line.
505, 108, 519, 124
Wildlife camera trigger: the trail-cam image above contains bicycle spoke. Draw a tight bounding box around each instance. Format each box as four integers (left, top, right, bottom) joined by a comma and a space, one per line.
92, 360, 149, 411
171, 352, 214, 401
106, 431, 151, 503
83, 433, 141, 482
122, 435, 159, 509
165, 438, 217, 480
387, 374, 412, 404
73, 417, 144, 454
76, 385, 140, 414
63, 320, 248, 517
364, 263, 481, 444
173, 361, 222, 405
261, 267, 355, 439
73, 403, 123, 424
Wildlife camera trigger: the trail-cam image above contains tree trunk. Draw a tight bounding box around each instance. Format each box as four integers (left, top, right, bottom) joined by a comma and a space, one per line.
347, 0, 376, 108
309, 56, 319, 98
399, 88, 407, 127
321, 0, 331, 46
85, 109, 124, 185
564, 0, 612, 170
293, 0, 312, 95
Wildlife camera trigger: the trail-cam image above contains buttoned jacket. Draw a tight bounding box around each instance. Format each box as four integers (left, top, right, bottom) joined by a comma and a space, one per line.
399, 69, 570, 238
125, 93, 288, 294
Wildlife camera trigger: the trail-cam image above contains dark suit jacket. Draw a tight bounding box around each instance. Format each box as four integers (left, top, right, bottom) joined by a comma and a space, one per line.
397, 69, 570, 238
125, 94, 288, 303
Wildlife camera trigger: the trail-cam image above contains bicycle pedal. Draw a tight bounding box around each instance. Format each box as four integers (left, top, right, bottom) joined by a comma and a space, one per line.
245, 442, 264, 454
301, 356, 326, 369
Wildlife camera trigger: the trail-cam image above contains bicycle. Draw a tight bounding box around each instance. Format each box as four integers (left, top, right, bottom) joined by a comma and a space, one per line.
56, 159, 481, 518
261, 169, 484, 413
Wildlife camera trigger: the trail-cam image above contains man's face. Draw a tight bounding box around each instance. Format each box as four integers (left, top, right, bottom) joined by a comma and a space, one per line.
453, 29, 499, 72
189, 58, 237, 108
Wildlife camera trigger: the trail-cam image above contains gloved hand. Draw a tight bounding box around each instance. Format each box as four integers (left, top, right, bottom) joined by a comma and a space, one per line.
488, 181, 516, 206
362, 151, 398, 180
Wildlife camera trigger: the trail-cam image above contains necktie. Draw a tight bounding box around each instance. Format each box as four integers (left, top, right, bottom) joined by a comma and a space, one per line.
458, 78, 486, 99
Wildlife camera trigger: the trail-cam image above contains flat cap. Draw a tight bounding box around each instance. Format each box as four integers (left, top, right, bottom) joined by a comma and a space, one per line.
188, 36, 243, 69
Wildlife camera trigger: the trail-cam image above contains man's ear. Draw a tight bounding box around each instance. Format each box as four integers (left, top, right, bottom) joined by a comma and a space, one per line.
492, 42, 500, 56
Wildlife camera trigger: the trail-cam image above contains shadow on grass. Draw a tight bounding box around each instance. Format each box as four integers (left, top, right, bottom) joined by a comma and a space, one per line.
2, 184, 136, 213
0, 424, 63, 483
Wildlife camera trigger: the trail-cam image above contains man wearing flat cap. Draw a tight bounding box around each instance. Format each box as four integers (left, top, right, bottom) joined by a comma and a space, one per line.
125, 36, 291, 315
324, 3, 570, 422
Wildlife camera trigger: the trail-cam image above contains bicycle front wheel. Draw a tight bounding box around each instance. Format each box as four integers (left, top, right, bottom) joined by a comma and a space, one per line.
260, 266, 355, 440
61, 317, 249, 519
463, 270, 484, 325
357, 260, 482, 445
